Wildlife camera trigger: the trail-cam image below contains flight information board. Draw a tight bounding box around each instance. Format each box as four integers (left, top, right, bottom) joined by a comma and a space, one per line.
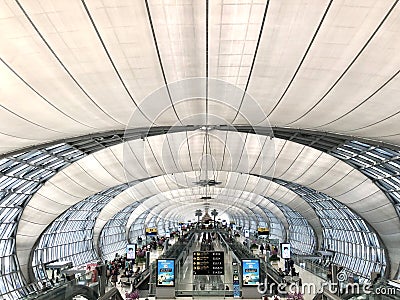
193, 251, 225, 275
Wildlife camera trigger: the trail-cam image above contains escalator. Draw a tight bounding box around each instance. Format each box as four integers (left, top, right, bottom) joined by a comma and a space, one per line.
34, 283, 99, 300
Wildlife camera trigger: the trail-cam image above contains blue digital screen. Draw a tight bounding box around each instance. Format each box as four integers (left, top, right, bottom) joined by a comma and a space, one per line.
157, 259, 175, 287
242, 259, 260, 286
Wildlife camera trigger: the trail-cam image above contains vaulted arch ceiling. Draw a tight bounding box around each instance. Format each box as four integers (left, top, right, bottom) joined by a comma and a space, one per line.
1, 0, 400, 153
15, 131, 399, 278
1, 1, 400, 297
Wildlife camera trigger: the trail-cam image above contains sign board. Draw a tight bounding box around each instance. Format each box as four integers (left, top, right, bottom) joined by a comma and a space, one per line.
193, 251, 225, 275
242, 259, 260, 286
257, 227, 269, 235
126, 244, 136, 260
157, 259, 175, 287
145, 228, 158, 235
233, 264, 240, 298
280, 243, 291, 259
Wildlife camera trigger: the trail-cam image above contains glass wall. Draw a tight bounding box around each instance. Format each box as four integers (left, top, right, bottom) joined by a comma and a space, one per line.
0, 144, 85, 299
99, 203, 140, 261
331, 140, 400, 217
276, 179, 386, 281
259, 207, 285, 242
268, 199, 316, 255
32, 184, 129, 281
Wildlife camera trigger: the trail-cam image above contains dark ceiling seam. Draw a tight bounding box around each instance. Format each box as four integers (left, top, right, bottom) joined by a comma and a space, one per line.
0, 130, 40, 141
310, 68, 400, 130
185, 131, 195, 172
234, 132, 249, 172
15, 0, 125, 126
300, 159, 341, 187
91, 154, 125, 184
205, 128, 217, 178
264, 0, 334, 119
125, 141, 150, 175
74, 161, 109, 188
317, 169, 356, 192
248, 135, 269, 174
284, 0, 399, 126
342, 93, 400, 134
164, 135, 187, 195
108, 147, 137, 183
80, 0, 154, 125
145, 138, 166, 175
216, 130, 229, 183
230, 0, 270, 124
285, 151, 324, 183
0, 58, 96, 129
277, 145, 307, 178
56, 169, 98, 194
0, 102, 65, 134
144, 0, 183, 126
206, 0, 209, 126
165, 134, 180, 172
262, 138, 288, 177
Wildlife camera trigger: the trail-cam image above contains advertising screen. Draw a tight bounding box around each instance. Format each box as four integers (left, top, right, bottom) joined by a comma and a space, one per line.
280, 243, 291, 259
242, 259, 260, 286
157, 259, 175, 287
126, 244, 136, 260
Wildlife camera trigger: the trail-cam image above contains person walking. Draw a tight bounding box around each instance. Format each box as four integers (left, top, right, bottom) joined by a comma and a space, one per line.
110, 269, 118, 287
260, 243, 265, 254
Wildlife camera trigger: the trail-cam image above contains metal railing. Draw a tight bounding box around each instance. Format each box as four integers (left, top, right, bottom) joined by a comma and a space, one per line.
19, 271, 98, 300
292, 254, 328, 280
98, 287, 124, 300
218, 231, 283, 284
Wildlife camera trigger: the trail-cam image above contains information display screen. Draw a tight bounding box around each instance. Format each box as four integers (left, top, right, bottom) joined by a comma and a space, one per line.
126, 244, 136, 260
193, 251, 225, 275
280, 243, 291, 259
257, 227, 269, 235
242, 259, 260, 286
145, 228, 158, 235
157, 259, 175, 287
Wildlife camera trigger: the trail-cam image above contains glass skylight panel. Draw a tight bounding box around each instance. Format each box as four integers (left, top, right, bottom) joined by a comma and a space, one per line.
277, 179, 385, 281
0, 143, 86, 298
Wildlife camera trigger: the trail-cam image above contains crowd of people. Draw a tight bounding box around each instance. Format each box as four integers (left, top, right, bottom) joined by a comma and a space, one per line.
103, 235, 169, 287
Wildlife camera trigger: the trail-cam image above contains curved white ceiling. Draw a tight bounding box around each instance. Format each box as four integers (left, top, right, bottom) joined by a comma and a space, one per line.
1, 0, 399, 282
1, 0, 400, 155
15, 131, 399, 278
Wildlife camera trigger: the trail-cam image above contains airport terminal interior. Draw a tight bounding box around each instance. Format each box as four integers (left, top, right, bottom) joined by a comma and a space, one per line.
1, 0, 400, 299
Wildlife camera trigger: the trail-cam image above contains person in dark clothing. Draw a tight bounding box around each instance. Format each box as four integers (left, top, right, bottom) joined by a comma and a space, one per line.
260, 244, 265, 254
327, 269, 332, 281
289, 258, 294, 269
